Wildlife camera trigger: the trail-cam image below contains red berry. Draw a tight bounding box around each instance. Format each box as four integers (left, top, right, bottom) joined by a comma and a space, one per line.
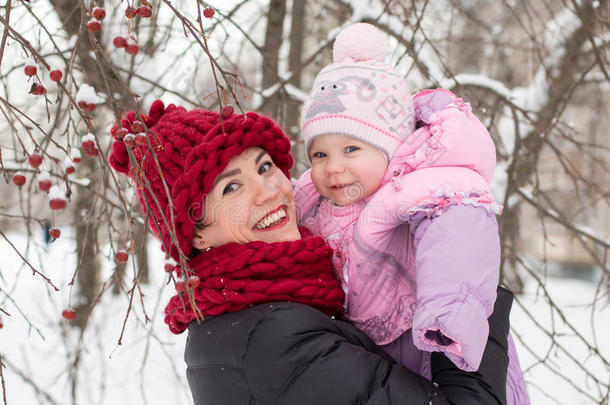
29, 153, 43, 168
136, 6, 152, 17
81, 139, 95, 150
49, 69, 63, 82
24, 65, 37, 76
175, 281, 186, 293
113, 36, 127, 49
77, 101, 96, 112
65, 165, 75, 175
164, 262, 174, 272
188, 276, 201, 289
12, 173, 26, 186
114, 127, 128, 140
85, 147, 99, 157
92, 7, 106, 20
221, 105, 234, 120
49, 227, 61, 239
131, 120, 145, 132
135, 133, 148, 146
38, 179, 52, 192
87, 19, 101, 33
29, 83, 46, 95
123, 133, 136, 148
125, 43, 139, 55
203, 7, 215, 18
0, 316, 3, 329
115, 250, 129, 263
62, 309, 76, 320
49, 198, 67, 210
125, 6, 137, 18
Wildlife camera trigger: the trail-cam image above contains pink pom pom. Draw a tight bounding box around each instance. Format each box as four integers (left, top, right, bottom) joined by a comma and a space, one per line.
333, 23, 386, 64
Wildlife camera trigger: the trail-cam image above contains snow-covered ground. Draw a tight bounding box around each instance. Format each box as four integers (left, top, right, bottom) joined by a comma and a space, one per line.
1, 231, 608, 404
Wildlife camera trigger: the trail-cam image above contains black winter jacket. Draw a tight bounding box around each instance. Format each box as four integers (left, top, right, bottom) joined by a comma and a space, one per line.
185, 287, 512, 405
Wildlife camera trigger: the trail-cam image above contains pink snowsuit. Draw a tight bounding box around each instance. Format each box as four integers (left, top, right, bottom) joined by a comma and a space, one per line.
296, 88, 529, 404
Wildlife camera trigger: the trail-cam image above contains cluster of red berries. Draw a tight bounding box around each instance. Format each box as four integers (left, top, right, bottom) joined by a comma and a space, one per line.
125, 4, 153, 19
113, 120, 152, 150
112, 3, 154, 56
11, 151, 43, 187
25, 60, 63, 96
175, 275, 201, 293
86, 7, 106, 33
113, 35, 140, 55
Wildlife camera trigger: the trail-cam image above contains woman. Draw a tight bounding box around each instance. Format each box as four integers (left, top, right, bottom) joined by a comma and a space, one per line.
109, 100, 512, 405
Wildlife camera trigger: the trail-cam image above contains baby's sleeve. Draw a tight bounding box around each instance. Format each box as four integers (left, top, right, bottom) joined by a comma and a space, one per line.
410, 204, 500, 372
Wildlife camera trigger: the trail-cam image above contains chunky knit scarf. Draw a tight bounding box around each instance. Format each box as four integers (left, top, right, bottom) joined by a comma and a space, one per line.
164, 228, 345, 334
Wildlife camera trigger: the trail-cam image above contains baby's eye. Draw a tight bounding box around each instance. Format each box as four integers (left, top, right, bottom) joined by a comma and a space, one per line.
345, 146, 360, 153
311, 151, 327, 159
223, 182, 239, 195
258, 161, 273, 175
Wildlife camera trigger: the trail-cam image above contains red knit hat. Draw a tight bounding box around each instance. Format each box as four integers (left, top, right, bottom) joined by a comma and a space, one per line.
109, 100, 294, 261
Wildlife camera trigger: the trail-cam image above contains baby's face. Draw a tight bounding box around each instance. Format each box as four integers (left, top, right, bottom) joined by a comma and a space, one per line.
309, 134, 387, 206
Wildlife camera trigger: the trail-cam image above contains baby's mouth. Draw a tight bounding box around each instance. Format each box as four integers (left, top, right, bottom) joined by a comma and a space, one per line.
330, 182, 354, 189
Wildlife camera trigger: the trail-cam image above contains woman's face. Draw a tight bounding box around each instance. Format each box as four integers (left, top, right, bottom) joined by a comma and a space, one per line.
191, 147, 301, 249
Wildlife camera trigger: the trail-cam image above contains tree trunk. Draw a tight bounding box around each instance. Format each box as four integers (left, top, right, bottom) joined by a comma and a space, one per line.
498, 1, 597, 291
260, 0, 286, 119
48, 0, 146, 325
286, 0, 307, 176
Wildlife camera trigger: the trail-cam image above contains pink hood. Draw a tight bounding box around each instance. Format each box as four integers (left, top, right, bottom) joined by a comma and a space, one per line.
381, 88, 496, 188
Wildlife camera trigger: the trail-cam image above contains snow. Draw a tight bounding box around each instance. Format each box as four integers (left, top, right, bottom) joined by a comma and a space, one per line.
24, 57, 37, 68
63, 156, 74, 167
0, 232, 190, 405
82, 133, 97, 143
38, 171, 51, 182
440, 74, 515, 103
48, 185, 66, 201
1, 229, 609, 404
75, 84, 105, 105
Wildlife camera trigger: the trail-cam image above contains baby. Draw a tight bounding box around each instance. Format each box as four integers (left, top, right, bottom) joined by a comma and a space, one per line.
296, 23, 529, 404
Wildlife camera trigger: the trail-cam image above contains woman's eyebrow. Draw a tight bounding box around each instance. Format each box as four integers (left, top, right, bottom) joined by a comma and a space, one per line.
213, 169, 241, 186
255, 150, 267, 164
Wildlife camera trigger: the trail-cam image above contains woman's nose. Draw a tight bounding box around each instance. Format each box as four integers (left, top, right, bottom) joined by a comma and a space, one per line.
253, 173, 281, 203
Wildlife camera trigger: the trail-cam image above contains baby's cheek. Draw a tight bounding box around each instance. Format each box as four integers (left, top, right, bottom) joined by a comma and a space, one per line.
310, 168, 326, 193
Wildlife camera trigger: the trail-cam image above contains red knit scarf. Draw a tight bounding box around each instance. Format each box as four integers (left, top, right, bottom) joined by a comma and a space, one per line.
164, 228, 345, 334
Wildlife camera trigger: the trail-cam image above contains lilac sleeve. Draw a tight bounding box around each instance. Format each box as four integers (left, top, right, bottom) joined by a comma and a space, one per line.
410, 204, 500, 372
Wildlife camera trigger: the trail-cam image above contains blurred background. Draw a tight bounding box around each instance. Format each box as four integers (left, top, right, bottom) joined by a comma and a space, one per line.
0, 0, 608, 404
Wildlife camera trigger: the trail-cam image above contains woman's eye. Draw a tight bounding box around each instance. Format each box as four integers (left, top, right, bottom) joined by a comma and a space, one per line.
345, 146, 359, 153
312, 152, 326, 159
258, 161, 273, 175
223, 182, 239, 195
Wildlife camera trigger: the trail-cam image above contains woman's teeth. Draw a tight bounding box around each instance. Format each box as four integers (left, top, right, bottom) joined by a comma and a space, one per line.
254, 208, 286, 229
